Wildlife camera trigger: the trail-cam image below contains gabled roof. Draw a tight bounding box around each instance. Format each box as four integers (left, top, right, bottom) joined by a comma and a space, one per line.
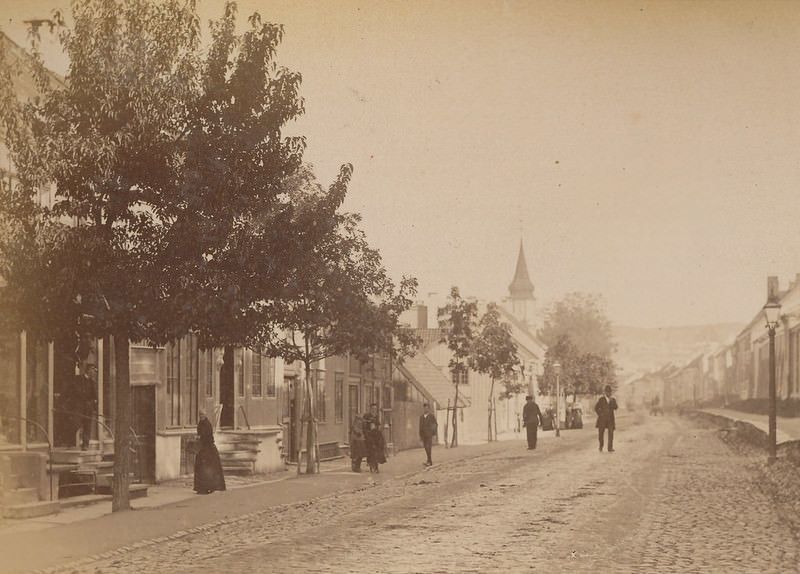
397, 351, 468, 409
496, 305, 546, 359
0, 31, 64, 99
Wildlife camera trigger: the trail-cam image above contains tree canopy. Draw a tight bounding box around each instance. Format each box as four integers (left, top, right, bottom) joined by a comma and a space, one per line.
0, 0, 414, 504
537, 292, 616, 358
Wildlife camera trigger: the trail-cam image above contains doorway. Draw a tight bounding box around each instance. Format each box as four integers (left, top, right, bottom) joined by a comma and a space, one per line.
219, 347, 235, 428
132, 385, 156, 483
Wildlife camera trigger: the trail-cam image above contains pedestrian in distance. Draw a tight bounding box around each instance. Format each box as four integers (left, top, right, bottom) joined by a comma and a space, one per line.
193, 411, 226, 494
595, 385, 618, 452
349, 412, 367, 472
363, 403, 386, 473
522, 395, 543, 450
419, 403, 437, 466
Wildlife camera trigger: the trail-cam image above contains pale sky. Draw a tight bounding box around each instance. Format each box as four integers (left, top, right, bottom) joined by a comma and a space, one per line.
3, 0, 800, 328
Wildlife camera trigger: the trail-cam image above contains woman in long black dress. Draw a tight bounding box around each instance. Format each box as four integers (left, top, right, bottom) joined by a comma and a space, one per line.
194, 411, 226, 494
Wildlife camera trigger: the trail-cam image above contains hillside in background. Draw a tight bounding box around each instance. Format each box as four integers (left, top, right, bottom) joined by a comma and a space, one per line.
612, 322, 745, 376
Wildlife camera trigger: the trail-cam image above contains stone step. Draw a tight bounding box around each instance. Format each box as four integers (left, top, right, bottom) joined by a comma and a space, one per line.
222, 465, 254, 476
219, 450, 258, 461
89, 482, 149, 498
217, 442, 259, 452
1, 487, 39, 506
52, 450, 103, 465
58, 483, 148, 508
1, 500, 60, 520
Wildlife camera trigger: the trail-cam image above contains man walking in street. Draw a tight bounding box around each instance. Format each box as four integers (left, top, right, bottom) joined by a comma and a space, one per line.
522, 395, 543, 450
419, 403, 437, 466
595, 384, 618, 452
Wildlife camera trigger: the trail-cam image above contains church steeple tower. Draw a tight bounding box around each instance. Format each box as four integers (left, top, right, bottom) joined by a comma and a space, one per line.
508, 240, 535, 328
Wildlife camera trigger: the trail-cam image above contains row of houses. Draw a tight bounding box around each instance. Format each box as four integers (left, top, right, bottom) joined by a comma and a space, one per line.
0, 30, 550, 510
0, 245, 546, 502
624, 275, 800, 410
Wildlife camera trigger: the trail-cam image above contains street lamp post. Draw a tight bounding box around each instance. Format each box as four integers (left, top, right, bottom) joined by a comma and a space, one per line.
763, 297, 782, 465
553, 362, 561, 438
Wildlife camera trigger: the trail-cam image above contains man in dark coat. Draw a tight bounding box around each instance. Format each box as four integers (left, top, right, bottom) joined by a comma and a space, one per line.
595, 384, 618, 452
522, 395, 543, 450
349, 413, 367, 472
419, 403, 437, 466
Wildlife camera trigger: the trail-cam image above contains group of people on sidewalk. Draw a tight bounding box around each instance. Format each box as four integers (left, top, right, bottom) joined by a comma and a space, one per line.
521, 385, 618, 452
349, 403, 388, 473
349, 401, 438, 472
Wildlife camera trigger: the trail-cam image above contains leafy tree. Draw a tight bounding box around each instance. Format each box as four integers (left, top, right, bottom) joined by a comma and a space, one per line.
538, 334, 616, 402
437, 286, 478, 448
576, 353, 616, 397
538, 335, 580, 397
0, 0, 305, 511
472, 302, 519, 442
257, 169, 418, 473
538, 292, 616, 358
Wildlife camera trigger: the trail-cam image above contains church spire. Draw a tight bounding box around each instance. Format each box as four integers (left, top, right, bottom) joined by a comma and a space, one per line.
508, 240, 534, 297
507, 240, 535, 328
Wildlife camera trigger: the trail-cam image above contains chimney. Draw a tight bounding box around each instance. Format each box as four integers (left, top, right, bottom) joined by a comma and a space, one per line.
417, 304, 428, 329
767, 276, 779, 302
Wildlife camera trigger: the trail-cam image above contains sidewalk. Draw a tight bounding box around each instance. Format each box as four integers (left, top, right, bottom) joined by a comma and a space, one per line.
699, 407, 800, 443
0, 433, 531, 574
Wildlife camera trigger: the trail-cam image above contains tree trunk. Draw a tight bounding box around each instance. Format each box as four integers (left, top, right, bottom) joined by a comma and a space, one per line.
295, 377, 303, 476
493, 396, 498, 441
304, 360, 318, 474
487, 378, 495, 443
444, 399, 450, 448
451, 382, 459, 448
111, 333, 131, 512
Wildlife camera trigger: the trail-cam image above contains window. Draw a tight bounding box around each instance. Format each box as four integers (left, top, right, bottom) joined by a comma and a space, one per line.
0, 333, 20, 445
316, 370, 326, 422
26, 339, 50, 443
334, 372, 344, 423
167, 340, 180, 426
252, 349, 262, 397
364, 385, 374, 413
451, 369, 469, 386
237, 349, 245, 397
266, 358, 276, 397
205, 351, 213, 396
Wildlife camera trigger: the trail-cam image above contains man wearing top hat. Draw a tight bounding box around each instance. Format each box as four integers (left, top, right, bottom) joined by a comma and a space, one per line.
522, 395, 543, 450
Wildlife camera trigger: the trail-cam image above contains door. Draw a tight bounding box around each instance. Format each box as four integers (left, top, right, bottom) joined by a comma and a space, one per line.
220, 347, 235, 428
132, 385, 156, 483
283, 376, 297, 462
348, 384, 360, 432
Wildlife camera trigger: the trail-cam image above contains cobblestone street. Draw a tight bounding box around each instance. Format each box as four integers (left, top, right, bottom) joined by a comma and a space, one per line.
39, 413, 799, 574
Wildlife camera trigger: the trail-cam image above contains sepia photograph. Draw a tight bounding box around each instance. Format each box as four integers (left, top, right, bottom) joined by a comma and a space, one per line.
1, 1, 799, 572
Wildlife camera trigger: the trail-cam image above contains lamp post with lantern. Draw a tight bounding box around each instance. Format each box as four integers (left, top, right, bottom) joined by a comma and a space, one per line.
763, 295, 781, 465
553, 361, 561, 438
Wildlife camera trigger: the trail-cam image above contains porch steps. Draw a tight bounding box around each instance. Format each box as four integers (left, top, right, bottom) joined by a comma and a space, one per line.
217, 434, 260, 475
51, 449, 103, 465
